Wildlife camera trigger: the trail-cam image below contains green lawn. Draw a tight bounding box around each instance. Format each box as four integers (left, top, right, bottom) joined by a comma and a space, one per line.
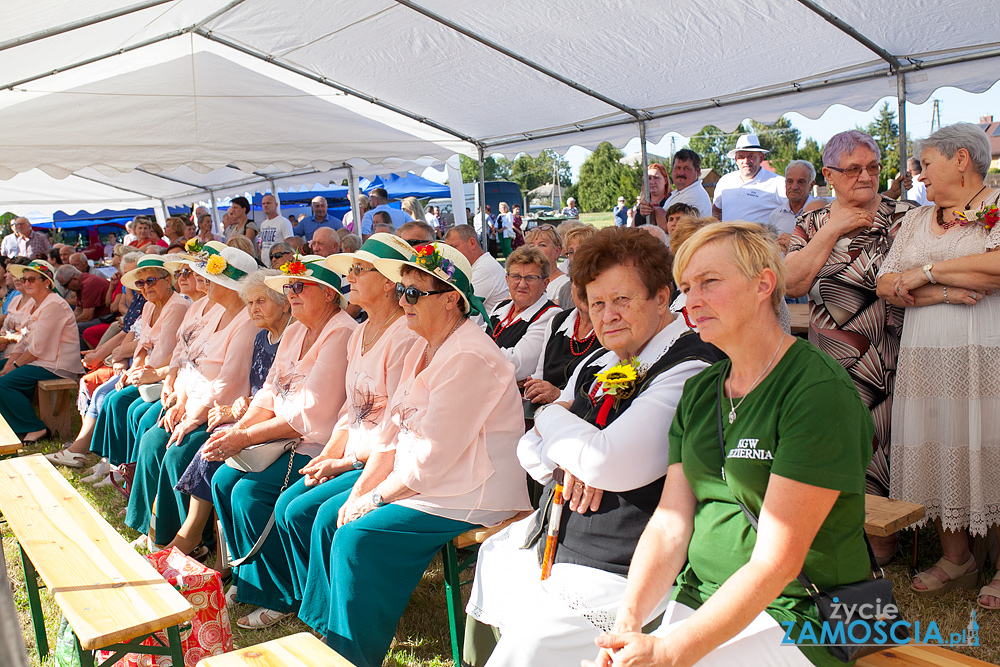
6, 435, 1000, 666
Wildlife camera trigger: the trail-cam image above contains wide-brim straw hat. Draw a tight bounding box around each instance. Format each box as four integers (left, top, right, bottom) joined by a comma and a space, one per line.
120, 254, 176, 290
373, 241, 490, 323
727, 133, 769, 159
264, 254, 348, 309
10, 260, 57, 289
324, 233, 414, 278
190, 246, 257, 291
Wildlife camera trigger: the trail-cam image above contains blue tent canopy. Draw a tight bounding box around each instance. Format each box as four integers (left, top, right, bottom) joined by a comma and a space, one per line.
34, 216, 131, 230
252, 187, 349, 206
52, 206, 186, 223
360, 173, 450, 200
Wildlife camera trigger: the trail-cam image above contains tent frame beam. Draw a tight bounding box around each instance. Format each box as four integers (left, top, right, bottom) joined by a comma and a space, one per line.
0, 0, 175, 53
391, 0, 647, 120
193, 28, 482, 149
480, 45, 1000, 149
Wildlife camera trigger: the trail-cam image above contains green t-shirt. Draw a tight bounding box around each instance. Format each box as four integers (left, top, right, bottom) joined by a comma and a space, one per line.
668, 338, 874, 667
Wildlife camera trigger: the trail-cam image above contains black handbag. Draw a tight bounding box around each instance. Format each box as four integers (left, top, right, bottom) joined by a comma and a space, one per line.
715, 373, 907, 662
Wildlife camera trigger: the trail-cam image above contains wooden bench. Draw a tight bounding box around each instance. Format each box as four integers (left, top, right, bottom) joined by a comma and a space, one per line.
196, 632, 354, 666
788, 302, 809, 335
0, 455, 193, 666
37, 377, 78, 439
0, 411, 21, 458
865, 494, 926, 569
858, 645, 993, 666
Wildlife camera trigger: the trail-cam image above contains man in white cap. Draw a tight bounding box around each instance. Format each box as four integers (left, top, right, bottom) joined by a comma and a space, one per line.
711, 134, 786, 224
613, 196, 629, 226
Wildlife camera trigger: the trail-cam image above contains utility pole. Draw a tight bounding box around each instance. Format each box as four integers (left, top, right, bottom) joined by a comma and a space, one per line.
931, 99, 941, 133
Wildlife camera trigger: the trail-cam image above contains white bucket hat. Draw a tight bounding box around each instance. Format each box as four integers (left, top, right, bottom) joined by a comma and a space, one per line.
727, 134, 769, 159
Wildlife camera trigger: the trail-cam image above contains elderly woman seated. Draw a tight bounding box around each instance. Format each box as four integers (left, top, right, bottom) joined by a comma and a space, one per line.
278, 242, 529, 667
124, 246, 259, 547
488, 245, 560, 383
158, 268, 292, 557
0, 260, 83, 444
585, 222, 873, 667
466, 227, 719, 666
208, 256, 356, 628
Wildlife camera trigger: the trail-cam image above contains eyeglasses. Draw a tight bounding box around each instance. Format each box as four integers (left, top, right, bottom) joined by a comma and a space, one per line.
135, 276, 165, 289
271, 252, 291, 261
348, 264, 379, 276
282, 281, 314, 295
406, 238, 433, 247
395, 282, 449, 305
21, 275, 42, 285
507, 273, 545, 285
176, 268, 194, 278
826, 163, 881, 179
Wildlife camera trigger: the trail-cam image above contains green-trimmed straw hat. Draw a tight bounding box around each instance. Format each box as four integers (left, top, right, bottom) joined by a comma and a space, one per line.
372, 242, 490, 323
190, 246, 258, 291
120, 254, 176, 290
325, 233, 414, 278
264, 254, 348, 309
10, 260, 57, 289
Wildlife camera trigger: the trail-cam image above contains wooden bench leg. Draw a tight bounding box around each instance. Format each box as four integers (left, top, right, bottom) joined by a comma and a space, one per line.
19, 543, 48, 660
74, 624, 185, 667
76, 635, 95, 667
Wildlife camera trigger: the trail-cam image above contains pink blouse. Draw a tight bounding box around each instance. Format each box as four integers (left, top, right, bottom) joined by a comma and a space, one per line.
333, 315, 420, 458
169, 298, 219, 374
137, 292, 191, 369
21, 292, 84, 378
182, 308, 255, 415
252, 310, 358, 458
380, 319, 531, 525
3, 294, 32, 356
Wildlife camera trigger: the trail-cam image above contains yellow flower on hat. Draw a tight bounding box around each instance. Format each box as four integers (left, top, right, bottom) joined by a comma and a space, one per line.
206, 254, 227, 275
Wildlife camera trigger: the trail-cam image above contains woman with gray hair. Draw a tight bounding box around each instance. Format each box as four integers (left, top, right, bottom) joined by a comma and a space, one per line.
162, 268, 292, 556
784, 130, 917, 563
876, 122, 1000, 607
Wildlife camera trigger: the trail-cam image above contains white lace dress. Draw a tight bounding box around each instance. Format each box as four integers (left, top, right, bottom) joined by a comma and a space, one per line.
878, 194, 1000, 535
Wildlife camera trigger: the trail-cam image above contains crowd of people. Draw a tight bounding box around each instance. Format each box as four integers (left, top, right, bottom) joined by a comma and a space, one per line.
0, 121, 996, 666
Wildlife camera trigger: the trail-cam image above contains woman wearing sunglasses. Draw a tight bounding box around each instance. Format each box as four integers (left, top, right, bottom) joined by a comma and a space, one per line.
488, 245, 560, 382
124, 245, 259, 548
207, 255, 356, 629
281, 242, 528, 667
246, 235, 421, 629
0, 260, 83, 444
49, 255, 192, 468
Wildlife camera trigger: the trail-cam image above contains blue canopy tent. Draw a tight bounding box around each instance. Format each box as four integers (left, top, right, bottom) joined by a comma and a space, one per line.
360, 173, 450, 200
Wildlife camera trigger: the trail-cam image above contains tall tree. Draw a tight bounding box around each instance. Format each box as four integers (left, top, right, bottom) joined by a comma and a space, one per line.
747, 118, 800, 176
575, 142, 642, 212
795, 137, 826, 186
508, 150, 572, 194
458, 154, 511, 183
863, 102, 901, 188
689, 125, 740, 174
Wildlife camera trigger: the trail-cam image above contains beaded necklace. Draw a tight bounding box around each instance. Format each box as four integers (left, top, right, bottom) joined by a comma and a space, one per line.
490, 306, 520, 341
937, 184, 987, 230
569, 312, 597, 356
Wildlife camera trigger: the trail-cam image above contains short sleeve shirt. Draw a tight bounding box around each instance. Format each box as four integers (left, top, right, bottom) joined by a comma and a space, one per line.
257, 216, 295, 264
712, 168, 786, 224
668, 339, 873, 667
76, 272, 111, 316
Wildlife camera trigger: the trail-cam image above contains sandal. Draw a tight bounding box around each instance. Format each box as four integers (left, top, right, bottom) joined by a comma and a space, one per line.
44, 448, 87, 468
224, 585, 238, 607
81, 459, 112, 483
911, 555, 978, 597
978, 573, 1000, 610
236, 607, 291, 630
22, 428, 51, 447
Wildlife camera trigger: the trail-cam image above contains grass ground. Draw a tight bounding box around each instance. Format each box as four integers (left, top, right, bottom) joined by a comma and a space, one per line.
6, 433, 999, 665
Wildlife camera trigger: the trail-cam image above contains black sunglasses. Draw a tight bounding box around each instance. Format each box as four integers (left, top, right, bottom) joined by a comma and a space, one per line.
395, 281, 449, 305
135, 276, 165, 289
406, 238, 434, 247
282, 280, 314, 295
176, 268, 194, 278
271, 251, 291, 261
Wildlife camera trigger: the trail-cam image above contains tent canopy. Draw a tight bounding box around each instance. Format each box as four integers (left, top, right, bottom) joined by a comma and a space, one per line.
360, 174, 452, 200
2, 0, 998, 214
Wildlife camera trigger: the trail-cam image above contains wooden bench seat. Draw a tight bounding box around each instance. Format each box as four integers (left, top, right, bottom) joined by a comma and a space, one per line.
858, 645, 994, 666
0, 411, 21, 458
37, 377, 78, 439
196, 632, 354, 666
0, 454, 193, 664
865, 494, 926, 537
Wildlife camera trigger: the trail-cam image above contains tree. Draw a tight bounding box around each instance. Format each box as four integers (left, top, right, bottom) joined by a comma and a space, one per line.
795, 137, 826, 186
459, 154, 511, 183
575, 142, 643, 212
689, 125, 740, 174
747, 118, 800, 176
863, 102, 902, 189
508, 150, 572, 194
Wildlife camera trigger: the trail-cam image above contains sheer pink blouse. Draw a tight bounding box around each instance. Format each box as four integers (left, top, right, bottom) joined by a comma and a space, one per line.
137, 292, 191, 369
21, 292, 84, 378
182, 308, 255, 415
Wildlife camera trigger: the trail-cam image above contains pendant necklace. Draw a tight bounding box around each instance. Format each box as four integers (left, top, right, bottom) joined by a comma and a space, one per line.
727, 336, 784, 424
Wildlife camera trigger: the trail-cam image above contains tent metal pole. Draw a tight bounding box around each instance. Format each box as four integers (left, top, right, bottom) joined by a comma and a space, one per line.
897, 72, 908, 186
478, 147, 487, 251
391, 0, 645, 121
639, 121, 650, 204
270, 179, 281, 220
347, 166, 361, 235
135, 166, 214, 195
193, 28, 479, 147
482, 45, 1000, 150
210, 196, 220, 233
158, 199, 169, 223
0, 0, 175, 53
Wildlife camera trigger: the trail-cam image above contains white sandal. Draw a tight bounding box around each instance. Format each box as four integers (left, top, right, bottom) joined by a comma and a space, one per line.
224, 584, 239, 607
45, 449, 87, 468
81, 459, 111, 483
236, 607, 291, 629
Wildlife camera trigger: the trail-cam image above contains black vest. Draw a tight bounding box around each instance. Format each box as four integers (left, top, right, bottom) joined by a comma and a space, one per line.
545, 331, 721, 576
541, 309, 604, 389
489, 298, 558, 349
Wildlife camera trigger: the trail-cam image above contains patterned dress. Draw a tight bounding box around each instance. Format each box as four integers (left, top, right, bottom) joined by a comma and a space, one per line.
788, 196, 916, 496
877, 193, 1000, 536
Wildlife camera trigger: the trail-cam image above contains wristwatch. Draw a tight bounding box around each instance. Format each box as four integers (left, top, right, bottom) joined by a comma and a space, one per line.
371, 489, 385, 507
922, 263, 936, 284
350, 453, 364, 470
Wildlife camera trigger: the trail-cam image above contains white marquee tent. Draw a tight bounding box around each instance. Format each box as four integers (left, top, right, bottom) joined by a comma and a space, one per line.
2, 0, 999, 216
